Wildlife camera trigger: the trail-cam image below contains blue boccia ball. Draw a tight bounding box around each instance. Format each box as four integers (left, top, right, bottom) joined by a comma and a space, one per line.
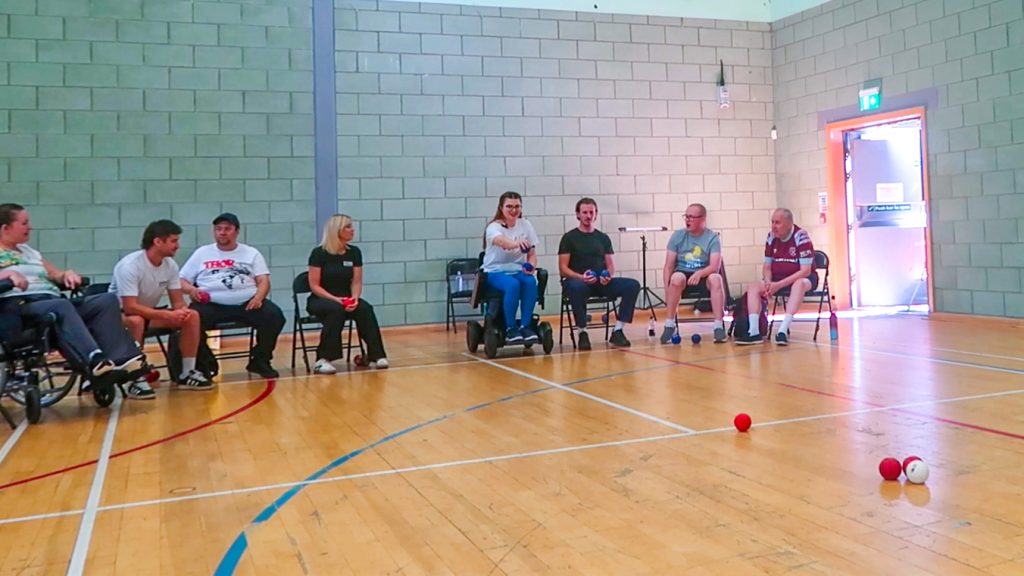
671, 333, 681, 345
691, 333, 702, 344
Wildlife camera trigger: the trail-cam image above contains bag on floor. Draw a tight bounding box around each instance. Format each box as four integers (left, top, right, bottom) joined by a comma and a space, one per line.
166, 331, 219, 381
729, 291, 768, 338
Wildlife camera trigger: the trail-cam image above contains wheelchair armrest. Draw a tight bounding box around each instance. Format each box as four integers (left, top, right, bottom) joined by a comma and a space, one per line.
0, 278, 13, 295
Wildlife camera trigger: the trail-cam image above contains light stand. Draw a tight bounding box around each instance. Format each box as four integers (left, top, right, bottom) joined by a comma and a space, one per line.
619, 226, 668, 332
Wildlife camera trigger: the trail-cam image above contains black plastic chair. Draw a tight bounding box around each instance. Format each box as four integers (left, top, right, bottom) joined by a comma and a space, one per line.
291, 272, 362, 372
767, 250, 832, 341
445, 258, 481, 333
559, 292, 615, 349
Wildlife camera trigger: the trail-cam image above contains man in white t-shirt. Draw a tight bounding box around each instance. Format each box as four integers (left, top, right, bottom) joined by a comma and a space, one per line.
179, 213, 285, 378
110, 220, 212, 398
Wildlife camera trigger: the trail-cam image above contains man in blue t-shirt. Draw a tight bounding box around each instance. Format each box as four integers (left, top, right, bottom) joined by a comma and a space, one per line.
661, 203, 727, 343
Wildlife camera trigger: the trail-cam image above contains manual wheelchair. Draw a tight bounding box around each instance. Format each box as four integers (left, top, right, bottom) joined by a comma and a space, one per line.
0, 278, 156, 427
465, 265, 555, 359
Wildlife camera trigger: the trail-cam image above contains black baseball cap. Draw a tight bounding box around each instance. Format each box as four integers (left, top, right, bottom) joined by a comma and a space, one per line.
213, 212, 240, 228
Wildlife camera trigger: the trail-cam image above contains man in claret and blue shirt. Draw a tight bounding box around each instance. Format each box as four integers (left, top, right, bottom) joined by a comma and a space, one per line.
735, 208, 816, 346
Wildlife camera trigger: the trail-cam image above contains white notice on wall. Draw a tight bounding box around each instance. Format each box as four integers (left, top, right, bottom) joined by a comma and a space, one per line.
876, 182, 904, 202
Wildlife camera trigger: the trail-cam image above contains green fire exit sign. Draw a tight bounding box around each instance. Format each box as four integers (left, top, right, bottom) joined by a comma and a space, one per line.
859, 81, 882, 112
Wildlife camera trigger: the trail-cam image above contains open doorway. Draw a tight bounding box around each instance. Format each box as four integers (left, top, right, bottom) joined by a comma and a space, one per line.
824, 107, 933, 312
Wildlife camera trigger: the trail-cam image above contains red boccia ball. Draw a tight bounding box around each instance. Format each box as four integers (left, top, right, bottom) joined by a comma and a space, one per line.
902, 455, 921, 474
879, 457, 902, 481
734, 413, 752, 432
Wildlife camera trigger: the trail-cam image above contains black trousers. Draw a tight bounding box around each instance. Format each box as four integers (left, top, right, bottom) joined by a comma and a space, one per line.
562, 277, 641, 328
307, 296, 387, 362
190, 299, 285, 363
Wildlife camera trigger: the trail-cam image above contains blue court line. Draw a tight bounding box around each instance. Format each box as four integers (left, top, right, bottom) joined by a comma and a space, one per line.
214, 351, 754, 574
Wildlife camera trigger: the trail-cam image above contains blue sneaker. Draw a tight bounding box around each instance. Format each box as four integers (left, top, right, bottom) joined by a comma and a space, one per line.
505, 327, 523, 343
520, 327, 539, 343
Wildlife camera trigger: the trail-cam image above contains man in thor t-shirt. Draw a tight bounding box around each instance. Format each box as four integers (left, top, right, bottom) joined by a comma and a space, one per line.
179, 213, 286, 378
735, 208, 816, 346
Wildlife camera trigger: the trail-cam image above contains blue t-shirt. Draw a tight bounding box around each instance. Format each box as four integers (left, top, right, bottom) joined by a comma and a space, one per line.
666, 229, 720, 272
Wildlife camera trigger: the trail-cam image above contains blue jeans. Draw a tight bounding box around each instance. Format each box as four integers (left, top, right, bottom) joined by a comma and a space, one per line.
485, 272, 538, 330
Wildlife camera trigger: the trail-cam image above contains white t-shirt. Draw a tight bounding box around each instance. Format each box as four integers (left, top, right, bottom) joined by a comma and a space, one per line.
109, 250, 181, 308
179, 243, 269, 306
0, 244, 60, 297
482, 219, 540, 273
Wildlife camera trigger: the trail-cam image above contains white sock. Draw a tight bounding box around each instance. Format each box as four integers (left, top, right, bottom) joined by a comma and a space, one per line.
714, 320, 723, 330
181, 357, 196, 379
578, 327, 587, 334
664, 318, 676, 328
614, 321, 625, 331
748, 314, 760, 336
780, 314, 794, 334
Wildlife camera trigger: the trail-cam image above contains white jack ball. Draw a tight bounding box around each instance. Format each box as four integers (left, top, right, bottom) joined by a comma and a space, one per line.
905, 459, 930, 484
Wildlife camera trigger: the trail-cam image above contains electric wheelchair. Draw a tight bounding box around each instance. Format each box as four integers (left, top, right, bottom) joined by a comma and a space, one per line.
465, 264, 555, 359
0, 278, 155, 427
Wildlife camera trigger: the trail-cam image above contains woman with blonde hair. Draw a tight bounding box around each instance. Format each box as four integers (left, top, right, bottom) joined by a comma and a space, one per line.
307, 214, 388, 372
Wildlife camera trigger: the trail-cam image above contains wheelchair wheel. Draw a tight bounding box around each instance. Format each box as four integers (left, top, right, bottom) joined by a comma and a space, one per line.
483, 327, 500, 359
466, 321, 482, 353
24, 385, 41, 424
539, 322, 554, 355
92, 380, 116, 408
37, 361, 77, 407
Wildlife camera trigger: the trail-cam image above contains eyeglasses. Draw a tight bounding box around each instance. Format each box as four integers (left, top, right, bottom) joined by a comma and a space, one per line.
684, 214, 704, 220
504, 205, 522, 211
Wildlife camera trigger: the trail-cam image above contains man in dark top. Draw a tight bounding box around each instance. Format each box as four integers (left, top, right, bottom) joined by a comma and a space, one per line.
558, 198, 641, 350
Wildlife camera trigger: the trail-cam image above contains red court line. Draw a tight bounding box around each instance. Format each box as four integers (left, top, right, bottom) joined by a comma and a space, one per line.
774, 381, 1024, 441
637, 351, 1024, 442
622, 349, 715, 371
0, 380, 276, 492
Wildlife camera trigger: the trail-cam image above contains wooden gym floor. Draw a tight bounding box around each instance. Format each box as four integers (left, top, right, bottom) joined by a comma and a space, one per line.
1, 312, 1023, 575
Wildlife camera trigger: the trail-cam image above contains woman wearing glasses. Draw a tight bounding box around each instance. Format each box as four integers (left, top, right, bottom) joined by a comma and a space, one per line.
481, 191, 540, 344
660, 203, 727, 344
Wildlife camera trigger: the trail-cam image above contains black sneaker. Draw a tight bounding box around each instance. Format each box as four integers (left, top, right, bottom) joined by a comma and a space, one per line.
246, 359, 280, 379
577, 331, 591, 351
127, 380, 156, 400
89, 354, 114, 377
113, 353, 145, 372
505, 327, 523, 343
177, 370, 214, 390
520, 327, 539, 343
775, 331, 789, 346
735, 333, 764, 346
608, 329, 631, 348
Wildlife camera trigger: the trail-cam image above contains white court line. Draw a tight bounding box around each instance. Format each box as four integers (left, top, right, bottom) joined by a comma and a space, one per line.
789, 337, 1024, 376
4, 383, 1023, 528
66, 396, 122, 576
0, 420, 29, 466
463, 353, 696, 433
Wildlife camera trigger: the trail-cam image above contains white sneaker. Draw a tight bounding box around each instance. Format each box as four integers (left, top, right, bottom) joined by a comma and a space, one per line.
313, 358, 337, 374
373, 358, 389, 369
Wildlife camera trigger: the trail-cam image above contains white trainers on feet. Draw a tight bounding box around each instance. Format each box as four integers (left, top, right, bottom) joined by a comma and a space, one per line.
373, 358, 389, 369
313, 358, 337, 374
127, 380, 156, 400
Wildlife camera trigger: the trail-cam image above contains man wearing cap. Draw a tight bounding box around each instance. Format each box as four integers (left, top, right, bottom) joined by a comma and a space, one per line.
179, 213, 285, 378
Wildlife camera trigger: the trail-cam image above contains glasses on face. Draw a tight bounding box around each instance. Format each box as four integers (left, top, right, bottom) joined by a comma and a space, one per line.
684, 214, 704, 221
504, 205, 522, 211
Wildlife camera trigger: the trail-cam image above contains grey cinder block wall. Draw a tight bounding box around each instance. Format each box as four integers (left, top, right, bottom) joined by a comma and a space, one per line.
336, 0, 777, 325
773, 0, 1024, 317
